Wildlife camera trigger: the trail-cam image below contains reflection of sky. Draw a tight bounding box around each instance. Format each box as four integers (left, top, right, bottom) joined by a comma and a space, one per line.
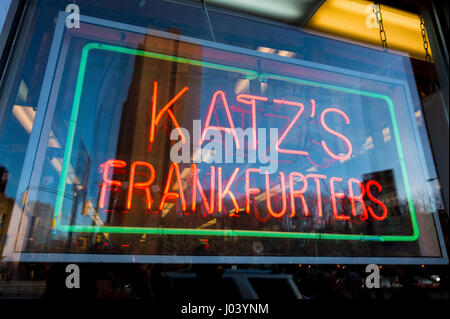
0, 108, 33, 198
75, 49, 136, 194
0, 0, 11, 32
48, 49, 136, 226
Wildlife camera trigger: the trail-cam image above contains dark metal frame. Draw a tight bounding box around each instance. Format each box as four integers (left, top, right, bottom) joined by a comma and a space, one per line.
420, 0, 449, 217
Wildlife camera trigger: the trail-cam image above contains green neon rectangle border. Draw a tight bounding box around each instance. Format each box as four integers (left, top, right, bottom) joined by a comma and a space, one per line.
52, 42, 419, 242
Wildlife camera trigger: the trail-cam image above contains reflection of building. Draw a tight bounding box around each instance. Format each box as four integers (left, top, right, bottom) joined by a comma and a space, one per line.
0, 196, 14, 253
67, 140, 91, 249
104, 35, 203, 229
20, 201, 54, 252
0, 166, 13, 253
362, 169, 401, 235
362, 169, 400, 217
0, 166, 9, 193
362, 169, 416, 246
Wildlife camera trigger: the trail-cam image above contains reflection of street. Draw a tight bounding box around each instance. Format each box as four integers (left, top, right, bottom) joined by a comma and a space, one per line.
0, 281, 46, 299
0, 166, 14, 255
0, 264, 447, 300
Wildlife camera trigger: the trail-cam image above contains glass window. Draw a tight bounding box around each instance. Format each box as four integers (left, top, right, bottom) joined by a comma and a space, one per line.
0, 0, 448, 300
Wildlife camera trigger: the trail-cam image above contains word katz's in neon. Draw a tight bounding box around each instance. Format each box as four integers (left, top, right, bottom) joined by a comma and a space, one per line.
148, 81, 353, 161
99, 160, 387, 222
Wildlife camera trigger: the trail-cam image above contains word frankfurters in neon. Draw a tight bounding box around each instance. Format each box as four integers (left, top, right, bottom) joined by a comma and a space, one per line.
99, 160, 387, 221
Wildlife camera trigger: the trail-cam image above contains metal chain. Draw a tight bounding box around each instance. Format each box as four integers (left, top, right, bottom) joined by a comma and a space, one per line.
373, 3, 388, 49
419, 15, 432, 62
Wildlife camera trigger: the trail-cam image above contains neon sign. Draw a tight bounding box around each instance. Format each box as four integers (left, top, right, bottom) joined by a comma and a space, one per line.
48, 41, 422, 243
97, 159, 389, 222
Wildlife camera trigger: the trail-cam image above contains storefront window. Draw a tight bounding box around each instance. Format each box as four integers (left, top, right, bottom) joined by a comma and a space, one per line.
0, 0, 448, 300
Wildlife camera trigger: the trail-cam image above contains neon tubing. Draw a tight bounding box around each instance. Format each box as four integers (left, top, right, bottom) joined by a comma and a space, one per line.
53, 42, 418, 242
127, 161, 155, 210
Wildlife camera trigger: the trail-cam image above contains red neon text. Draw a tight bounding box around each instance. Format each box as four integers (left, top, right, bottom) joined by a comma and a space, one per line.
99, 160, 388, 223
